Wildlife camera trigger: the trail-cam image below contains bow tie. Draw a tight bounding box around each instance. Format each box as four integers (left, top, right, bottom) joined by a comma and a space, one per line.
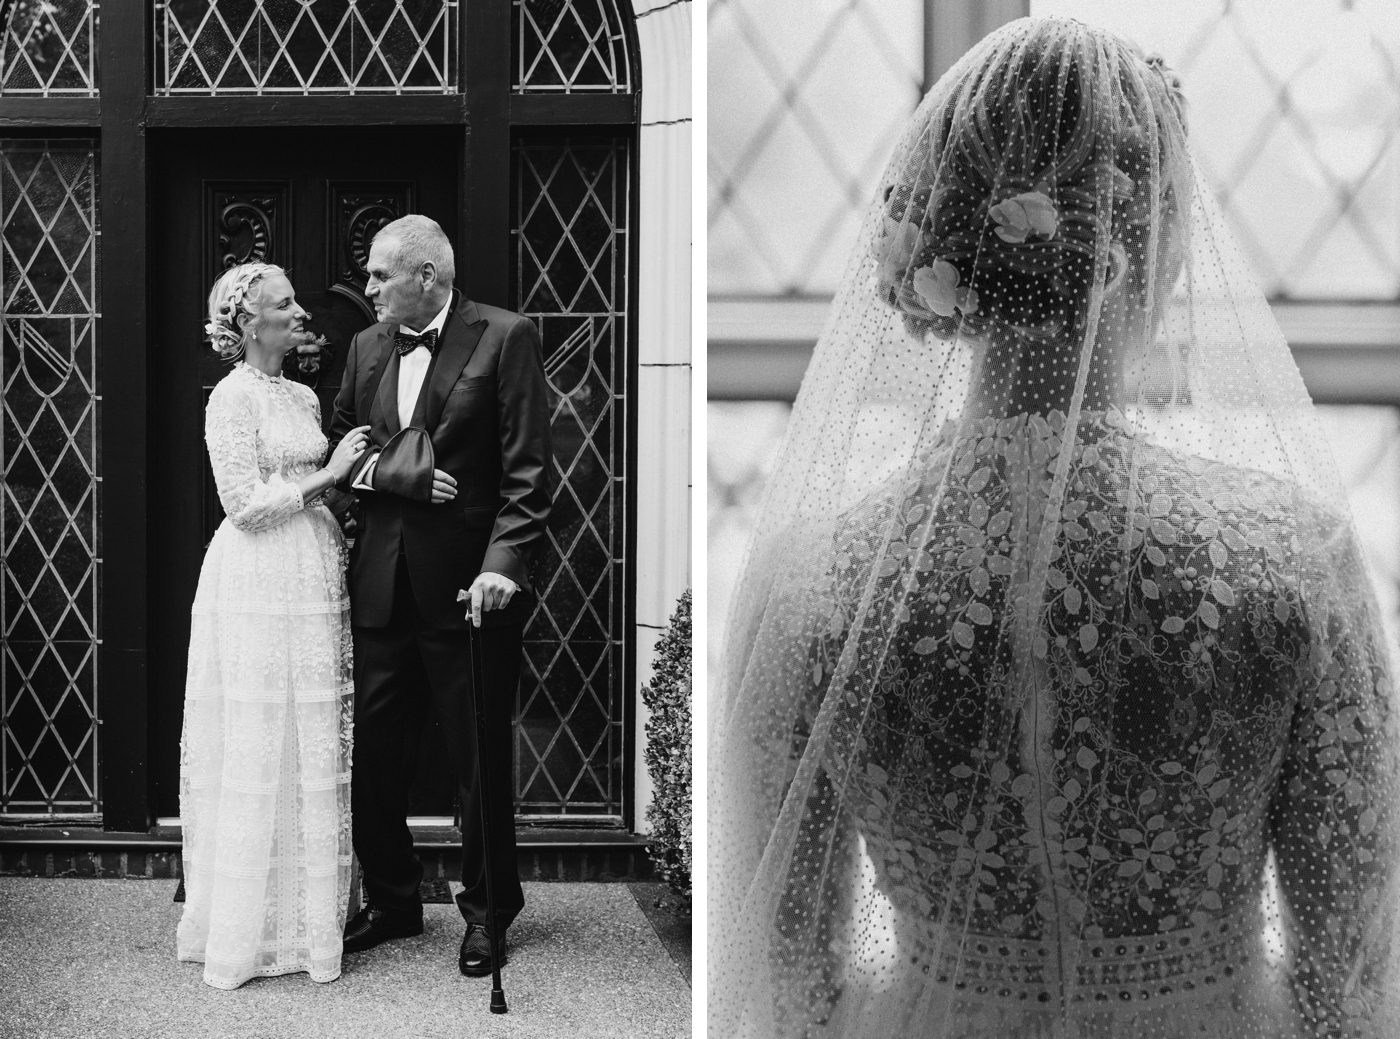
394, 328, 439, 357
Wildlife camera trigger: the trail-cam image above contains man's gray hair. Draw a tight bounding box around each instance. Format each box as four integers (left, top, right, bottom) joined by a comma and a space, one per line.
373, 214, 456, 287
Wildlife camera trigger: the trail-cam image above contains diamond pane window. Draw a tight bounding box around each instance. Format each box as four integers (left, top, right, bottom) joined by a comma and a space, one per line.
708, 0, 922, 295
1, 140, 101, 817
513, 0, 632, 93
154, 0, 459, 95
1033, 0, 1400, 300
513, 134, 630, 817
0, 0, 99, 96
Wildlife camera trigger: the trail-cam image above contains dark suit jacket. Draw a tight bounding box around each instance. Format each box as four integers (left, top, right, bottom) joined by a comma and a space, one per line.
330, 292, 553, 629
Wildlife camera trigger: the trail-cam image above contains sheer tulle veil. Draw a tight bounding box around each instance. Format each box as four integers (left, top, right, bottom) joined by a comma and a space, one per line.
710, 16, 1400, 1038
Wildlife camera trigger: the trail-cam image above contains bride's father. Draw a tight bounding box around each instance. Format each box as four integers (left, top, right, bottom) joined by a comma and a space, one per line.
329, 214, 552, 976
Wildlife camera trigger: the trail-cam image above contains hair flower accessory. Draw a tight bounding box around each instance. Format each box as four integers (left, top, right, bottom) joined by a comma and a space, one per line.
875, 214, 924, 286
989, 187, 1059, 243
912, 258, 978, 318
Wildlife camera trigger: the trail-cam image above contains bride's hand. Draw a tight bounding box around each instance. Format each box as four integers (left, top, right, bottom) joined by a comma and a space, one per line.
326, 425, 372, 482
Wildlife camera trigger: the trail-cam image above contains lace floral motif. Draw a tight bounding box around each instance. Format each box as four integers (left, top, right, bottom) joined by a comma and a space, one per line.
177, 362, 353, 990
800, 412, 1400, 1035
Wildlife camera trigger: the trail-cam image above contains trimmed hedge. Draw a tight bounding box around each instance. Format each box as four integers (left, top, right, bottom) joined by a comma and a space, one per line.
643, 590, 692, 901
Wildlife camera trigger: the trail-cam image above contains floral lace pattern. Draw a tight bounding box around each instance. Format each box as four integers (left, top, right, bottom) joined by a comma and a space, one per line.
788, 412, 1400, 1036
177, 363, 354, 990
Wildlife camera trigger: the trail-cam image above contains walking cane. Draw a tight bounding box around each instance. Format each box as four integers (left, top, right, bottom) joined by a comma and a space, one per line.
461, 601, 509, 1014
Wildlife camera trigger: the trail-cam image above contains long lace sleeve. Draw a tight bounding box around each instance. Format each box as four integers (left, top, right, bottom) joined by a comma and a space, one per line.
205, 382, 305, 533
1270, 526, 1400, 1036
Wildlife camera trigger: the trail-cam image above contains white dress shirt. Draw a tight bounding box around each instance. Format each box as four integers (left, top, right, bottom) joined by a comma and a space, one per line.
396, 297, 453, 428
354, 297, 454, 491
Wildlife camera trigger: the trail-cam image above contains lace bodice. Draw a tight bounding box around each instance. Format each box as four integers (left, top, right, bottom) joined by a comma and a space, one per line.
204, 362, 327, 531
809, 411, 1399, 1027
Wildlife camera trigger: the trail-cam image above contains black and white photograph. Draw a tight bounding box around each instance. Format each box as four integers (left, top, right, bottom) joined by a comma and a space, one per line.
12, 0, 1400, 1036
709, 1, 1400, 1036
0, 1, 692, 1036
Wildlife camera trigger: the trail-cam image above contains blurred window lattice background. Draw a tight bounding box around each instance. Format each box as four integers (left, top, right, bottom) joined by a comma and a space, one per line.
708, 0, 1400, 668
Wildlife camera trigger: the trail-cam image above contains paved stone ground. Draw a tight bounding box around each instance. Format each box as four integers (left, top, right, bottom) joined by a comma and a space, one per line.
0, 877, 690, 1039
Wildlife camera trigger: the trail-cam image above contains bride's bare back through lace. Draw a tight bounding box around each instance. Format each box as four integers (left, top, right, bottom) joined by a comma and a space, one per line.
711, 17, 1400, 1039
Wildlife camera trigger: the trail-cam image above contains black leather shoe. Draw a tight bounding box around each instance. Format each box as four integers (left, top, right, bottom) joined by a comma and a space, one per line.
459, 922, 507, 976
342, 905, 424, 954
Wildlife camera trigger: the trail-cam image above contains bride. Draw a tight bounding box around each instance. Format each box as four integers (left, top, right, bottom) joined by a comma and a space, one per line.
710, 16, 1400, 1038
176, 262, 372, 988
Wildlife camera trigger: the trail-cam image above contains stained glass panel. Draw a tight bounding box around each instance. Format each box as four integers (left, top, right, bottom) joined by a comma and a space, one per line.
153, 0, 458, 95
1, 140, 101, 817
513, 134, 630, 817
513, 0, 632, 93
0, 0, 98, 96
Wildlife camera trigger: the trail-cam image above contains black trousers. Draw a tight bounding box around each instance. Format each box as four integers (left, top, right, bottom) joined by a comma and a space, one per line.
350, 557, 525, 930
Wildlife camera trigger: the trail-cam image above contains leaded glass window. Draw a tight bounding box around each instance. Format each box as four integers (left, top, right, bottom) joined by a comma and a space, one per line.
1032, 0, 1400, 300
0, 0, 99, 96
514, 134, 630, 818
513, 0, 632, 93
707, 0, 922, 295
1, 140, 101, 816
153, 0, 459, 95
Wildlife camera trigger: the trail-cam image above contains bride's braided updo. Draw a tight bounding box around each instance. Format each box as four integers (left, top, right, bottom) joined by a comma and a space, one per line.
205, 262, 284, 360
875, 19, 1190, 346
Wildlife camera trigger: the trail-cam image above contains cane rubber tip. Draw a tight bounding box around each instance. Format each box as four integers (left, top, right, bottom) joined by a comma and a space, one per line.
490, 991, 508, 1014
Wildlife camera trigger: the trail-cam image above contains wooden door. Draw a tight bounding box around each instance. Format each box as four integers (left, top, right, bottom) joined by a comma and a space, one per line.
148, 126, 461, 818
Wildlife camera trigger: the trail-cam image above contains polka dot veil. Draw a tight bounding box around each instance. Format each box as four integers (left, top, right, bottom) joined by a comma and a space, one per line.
710, 16, 1400, 1039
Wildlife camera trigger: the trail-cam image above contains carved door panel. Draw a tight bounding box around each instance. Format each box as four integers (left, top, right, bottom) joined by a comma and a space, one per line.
148, 127, 460, 818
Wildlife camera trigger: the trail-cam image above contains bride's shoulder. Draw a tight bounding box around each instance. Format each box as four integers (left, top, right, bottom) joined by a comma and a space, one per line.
850, 441, 955, 512
1136, 437, 1348, 541
206, 365, 255, 408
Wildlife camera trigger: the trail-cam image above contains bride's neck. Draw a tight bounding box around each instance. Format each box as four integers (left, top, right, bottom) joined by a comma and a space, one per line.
963, 333, 1125, 421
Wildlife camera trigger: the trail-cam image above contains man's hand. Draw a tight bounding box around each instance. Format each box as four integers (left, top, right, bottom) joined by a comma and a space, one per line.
323, 488, 358, 537
458, 572, 519, 627
432, 469, 457, 503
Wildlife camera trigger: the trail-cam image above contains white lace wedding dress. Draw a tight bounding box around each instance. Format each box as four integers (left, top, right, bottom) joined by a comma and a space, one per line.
176, 361, 354, 989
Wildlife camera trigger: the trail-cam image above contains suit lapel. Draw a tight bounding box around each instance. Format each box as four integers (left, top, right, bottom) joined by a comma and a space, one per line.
420, 293, 487, 432
366, 327, 402, 438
